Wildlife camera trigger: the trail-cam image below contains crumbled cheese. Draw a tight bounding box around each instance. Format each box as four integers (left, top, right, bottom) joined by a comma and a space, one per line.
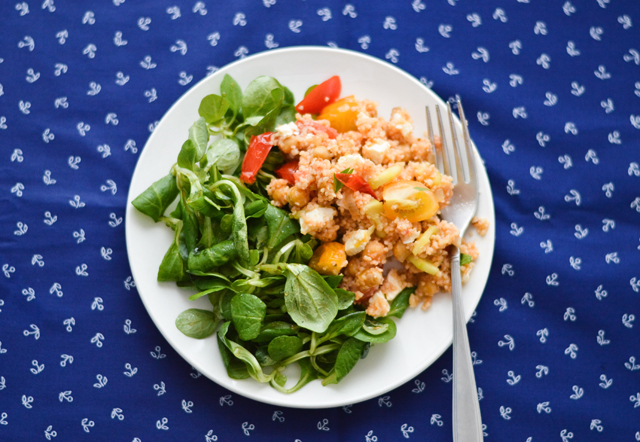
382, 269, 404, 301
362, 139, 391, 164
299, 207, 336, 235
344, 226, 374, 256
276, 121, 299, 138
401, 229, 420, 244
391, 112, 414, 138
366, 291, 390, 318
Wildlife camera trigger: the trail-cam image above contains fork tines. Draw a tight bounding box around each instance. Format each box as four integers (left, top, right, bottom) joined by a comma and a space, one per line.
426, 100, 475, 186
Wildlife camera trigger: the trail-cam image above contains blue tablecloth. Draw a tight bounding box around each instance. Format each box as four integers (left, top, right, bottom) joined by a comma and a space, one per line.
2, 1, 639, 440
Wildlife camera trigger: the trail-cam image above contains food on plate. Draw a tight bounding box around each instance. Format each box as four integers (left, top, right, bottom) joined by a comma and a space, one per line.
131, 74, 486, 392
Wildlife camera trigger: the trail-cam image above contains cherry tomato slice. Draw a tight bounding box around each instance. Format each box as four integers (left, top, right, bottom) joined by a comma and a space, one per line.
240, 132, 274, 184
275, 161, 299, 185
335, 173, 379, 200
296, 120, 338, 139
295, 76, 341, 115
382, 180, 439, 222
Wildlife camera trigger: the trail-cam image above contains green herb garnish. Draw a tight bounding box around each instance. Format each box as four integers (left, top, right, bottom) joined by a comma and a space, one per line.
333, 168, 354, 193
460, 253, 473, 266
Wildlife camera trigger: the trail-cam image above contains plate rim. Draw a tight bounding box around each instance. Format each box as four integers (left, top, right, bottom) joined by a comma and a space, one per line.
125, 45, 496, 409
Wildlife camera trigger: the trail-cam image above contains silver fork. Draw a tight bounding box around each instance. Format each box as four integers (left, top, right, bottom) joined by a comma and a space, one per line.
427, 101, 483, 442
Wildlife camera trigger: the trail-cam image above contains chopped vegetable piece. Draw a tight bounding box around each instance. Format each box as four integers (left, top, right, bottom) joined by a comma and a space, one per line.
240, 132, 274, 184
295, 75, 341, 114
382, 180, 439, 222
460, 253, 473, 266
275, 161, 298, 185
411, 225, 440, 255
335, 172, 379, 200
364, 200, 386, 238
308, 242, 347, 276
317, 95, 359, 133
369, 164, 403, 189
407, 255, 440, 275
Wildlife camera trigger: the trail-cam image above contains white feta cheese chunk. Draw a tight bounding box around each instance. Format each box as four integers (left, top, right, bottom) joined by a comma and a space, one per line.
276, 121, 299, 138
299, 207, 336, 235
365, 291, 390, 318
401, 229, 420, 244
382, 269, 404, 301
391, 111, 414, 138
362, 139, 391, 164
343, 226, 374, 256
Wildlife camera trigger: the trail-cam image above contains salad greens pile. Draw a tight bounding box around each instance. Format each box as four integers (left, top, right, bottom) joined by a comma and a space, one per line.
132, 74, 415, 392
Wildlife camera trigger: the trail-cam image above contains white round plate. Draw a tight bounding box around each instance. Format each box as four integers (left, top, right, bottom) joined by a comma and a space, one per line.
125, 46, 495, 409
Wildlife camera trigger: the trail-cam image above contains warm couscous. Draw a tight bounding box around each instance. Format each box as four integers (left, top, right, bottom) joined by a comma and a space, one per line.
267, 98, 487, 317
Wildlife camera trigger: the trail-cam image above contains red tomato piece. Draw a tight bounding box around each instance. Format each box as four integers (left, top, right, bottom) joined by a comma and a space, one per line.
240, 132, 274, 184
335, 173, 379, 200
295, 120, 338, 139
295, 76, 341, 115
275, 161, 299, 185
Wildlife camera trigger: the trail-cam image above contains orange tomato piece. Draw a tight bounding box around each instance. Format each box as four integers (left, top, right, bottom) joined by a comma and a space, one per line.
308, 242, 347, 276
317, 95, 359, 133
382, 181, 439, 223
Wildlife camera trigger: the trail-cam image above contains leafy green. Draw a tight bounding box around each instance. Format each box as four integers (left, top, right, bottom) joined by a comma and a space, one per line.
199, 94, 230, 124
177, 140, 197, 170
317, 311, 366, 345
197, 216, 213, 249
230, 294, 266, 341
188, 284, 228, 301
241, 76, 284, 119
181, 201, 199, 253
175, 308, 218, 339
321, 338, 368, 385
220, 74, 242, 116
264, 204, 299, 249
157, 222, 185, 281
353, 317, 397, 344
362, 318, 389, 335
284, 264, 339, 333
253, 321, 298, 343
387, 287, 416, 319
188, 117, 209, 161
217, 333, 250, 379
334, 288, 356, 310
324, 275, 343, 289
460, 253, 473, 266
270, 358, 318, 394
188, 240, 237, 272
202, 138, 241, 175
268, 336, 303, 361
132, 173, 179, 222
218, 321, 274, 383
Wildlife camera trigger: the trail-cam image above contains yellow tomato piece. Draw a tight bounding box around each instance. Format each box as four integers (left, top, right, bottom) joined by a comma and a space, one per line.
317, 95, 359, 133
382, 181, 439, 223
369, 164, 403, 190
308, 242, 347, 276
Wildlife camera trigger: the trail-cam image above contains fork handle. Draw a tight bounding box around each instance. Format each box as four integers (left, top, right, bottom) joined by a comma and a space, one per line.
451, 246, 484, 442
